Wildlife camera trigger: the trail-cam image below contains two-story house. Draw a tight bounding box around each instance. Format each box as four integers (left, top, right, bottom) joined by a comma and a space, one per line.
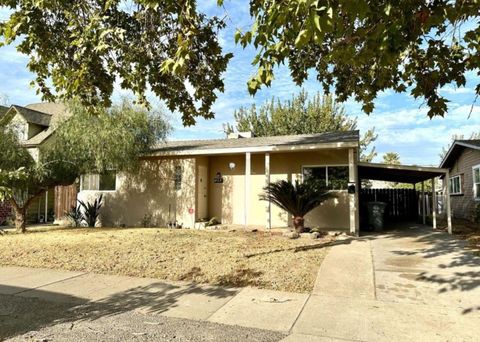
0, 103, 76, 224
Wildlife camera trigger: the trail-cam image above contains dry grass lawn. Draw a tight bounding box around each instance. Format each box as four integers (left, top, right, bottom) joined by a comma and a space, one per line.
0, 227, 334, 293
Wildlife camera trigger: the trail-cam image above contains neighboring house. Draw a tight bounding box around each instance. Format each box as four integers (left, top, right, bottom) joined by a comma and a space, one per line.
0, 103, 76, 223
78, 130, 450, 234
440, 140, 480, 221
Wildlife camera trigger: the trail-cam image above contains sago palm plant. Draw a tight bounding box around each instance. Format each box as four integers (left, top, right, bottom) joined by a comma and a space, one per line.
260, 179, 335, 233
78, 194, 103, 228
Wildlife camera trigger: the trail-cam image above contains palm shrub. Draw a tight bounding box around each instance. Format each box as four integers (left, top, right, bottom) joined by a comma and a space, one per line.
78, 195, 103, 228
260, 179, 335, 233
65, 205, 84, 227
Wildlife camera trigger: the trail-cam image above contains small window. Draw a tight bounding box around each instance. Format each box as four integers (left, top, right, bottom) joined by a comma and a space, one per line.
81, 172, 117, 191
473, 166, 480, 199
174, 166, 182, 190
302, 166, 348, 190
449, 175, 462, 195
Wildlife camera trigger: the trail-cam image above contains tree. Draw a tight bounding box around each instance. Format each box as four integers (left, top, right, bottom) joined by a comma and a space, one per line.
0, 100, 169, 232
0, 1, 231, 125
237, 1, 480, 118
260, 179, 334, 233
382, 152, 401, 165
224, 91, 377, 162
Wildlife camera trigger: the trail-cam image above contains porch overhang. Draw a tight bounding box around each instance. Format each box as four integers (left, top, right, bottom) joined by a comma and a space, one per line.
358, 162, 448, 184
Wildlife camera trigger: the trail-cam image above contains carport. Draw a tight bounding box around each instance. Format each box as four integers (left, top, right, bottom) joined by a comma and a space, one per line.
357, 162, 452, 233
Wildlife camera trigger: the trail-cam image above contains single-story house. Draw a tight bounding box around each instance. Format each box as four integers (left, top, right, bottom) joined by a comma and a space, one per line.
0, 103, 75, 223
440, 139, 480, 221
78, 130, 454, 235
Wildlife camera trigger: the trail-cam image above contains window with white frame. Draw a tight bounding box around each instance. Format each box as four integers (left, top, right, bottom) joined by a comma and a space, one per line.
449, 175, 462, 195
302, 166, 348, 190
473, 166, 480, 199
81, 171, 117, 191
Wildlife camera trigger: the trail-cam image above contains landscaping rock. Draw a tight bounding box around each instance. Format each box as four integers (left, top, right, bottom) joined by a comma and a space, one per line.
300, 233, 311, 239
283, 231, 299, 239
310, 232, 320, 239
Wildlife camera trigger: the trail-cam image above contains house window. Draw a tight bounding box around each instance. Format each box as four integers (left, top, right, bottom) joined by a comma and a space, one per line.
174, 166, 182, 190
473, 166, 480, 199
81, 171, 117, 191
302, 166, 348, 190
449, 175, 462, 195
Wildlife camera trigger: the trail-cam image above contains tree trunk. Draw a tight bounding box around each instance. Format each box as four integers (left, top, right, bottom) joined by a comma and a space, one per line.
12, 204, 27, 233
293, 216, 305, 233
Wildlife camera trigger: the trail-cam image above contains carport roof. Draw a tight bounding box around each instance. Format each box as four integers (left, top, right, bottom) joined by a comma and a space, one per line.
358, 162, 448, 184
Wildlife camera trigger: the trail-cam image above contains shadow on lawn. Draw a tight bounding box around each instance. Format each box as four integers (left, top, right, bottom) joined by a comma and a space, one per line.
0, 282, 238, 340
243, 237, 353, 259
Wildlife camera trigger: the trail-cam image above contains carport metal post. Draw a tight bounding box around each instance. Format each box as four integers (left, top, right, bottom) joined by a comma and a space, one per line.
421, 182, 426, 225
431, 178, 437, 229
445, 170, 453, 234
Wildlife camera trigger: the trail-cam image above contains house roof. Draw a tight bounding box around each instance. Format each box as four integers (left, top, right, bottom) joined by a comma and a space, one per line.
22, 103, 69, 147
150, 130, 360, 156
1, 102, 68, 147
440, 140, 480, 169
10, 105, 53, 126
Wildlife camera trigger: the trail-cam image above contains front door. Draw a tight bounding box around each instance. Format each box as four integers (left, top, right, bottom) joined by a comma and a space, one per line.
196, 164, 208, 220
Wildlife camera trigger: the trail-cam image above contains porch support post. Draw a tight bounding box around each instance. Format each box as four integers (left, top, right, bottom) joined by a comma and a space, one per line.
432, 178, 437, 229
421, 182, 426, 225
245, 152, 251, 228
348, 148, 359, 236
445, 171, 452, 234
45, 190, 48, 223
265, 152, 271, 230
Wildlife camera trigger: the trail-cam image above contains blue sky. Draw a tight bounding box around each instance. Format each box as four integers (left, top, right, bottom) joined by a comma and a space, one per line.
1, 3, 479, 166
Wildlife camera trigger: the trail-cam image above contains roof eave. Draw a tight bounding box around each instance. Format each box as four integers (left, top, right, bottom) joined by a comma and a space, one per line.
439, 141, 480, 168
148, 141, 359, 157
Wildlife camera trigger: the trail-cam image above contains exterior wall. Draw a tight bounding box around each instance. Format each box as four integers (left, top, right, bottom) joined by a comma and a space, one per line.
27, 123, 45, 139
449, 148, 480, 220
208, 149, 350, 230
77, 157, 197, 228
6, 114, 28, 141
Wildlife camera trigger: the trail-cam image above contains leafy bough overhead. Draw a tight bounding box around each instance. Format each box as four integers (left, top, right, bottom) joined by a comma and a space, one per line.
0, 0, 232, 126
237, 1, 480, 118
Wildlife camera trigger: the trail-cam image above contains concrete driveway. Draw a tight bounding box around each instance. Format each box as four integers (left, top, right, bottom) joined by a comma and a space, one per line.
292, 224, 480, 341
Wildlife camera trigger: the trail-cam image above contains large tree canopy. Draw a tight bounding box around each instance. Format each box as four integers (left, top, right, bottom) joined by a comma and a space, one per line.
0, 100, 169, 232
237, 1, 480, 117
0, 1, 231, 125
224, 91, 377, 162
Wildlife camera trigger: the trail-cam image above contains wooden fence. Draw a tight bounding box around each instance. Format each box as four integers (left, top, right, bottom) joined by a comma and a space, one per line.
54, 184, 78, 220
360, 188, 419, 222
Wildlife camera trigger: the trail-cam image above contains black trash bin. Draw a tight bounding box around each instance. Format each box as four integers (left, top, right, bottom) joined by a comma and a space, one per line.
367, 202, 387, 231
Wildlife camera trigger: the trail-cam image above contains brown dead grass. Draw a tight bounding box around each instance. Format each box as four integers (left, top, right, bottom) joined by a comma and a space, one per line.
449, 220, 480, 255
0, 227, 334, 293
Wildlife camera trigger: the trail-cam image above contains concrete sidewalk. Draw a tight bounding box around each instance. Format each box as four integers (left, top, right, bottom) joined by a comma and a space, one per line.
2, 225, 480, 341
0, 266, 310, 338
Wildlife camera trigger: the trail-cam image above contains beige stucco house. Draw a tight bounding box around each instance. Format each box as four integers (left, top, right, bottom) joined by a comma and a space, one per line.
77, 130, 454, 235
78, 131, 362, 234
